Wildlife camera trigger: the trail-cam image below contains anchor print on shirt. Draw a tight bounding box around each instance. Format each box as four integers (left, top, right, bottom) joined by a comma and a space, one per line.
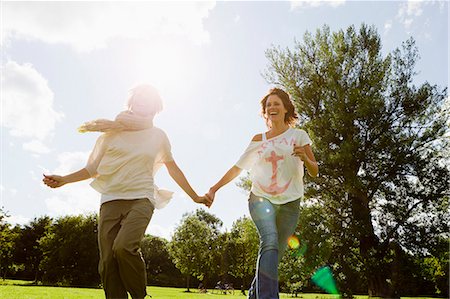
257, 150, 291, 195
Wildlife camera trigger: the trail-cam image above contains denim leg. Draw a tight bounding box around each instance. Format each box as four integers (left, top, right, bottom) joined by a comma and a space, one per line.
249, 194, 279, 299
247, 276, 257, 299
276, 199, 300, 262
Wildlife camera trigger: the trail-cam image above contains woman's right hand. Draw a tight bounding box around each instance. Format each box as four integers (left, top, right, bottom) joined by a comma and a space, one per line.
206, 188, 216, 204
43, 174, 67, 188
193, 195, 213, 208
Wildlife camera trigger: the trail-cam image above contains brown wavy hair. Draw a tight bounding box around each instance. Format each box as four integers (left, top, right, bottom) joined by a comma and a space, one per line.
260, 88, 298, 127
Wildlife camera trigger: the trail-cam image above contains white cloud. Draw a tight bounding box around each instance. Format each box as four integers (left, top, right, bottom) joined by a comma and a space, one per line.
290, 0, 346, 10
6, 214, 30, 227
0, 185, 17, 207
23, 139, 52, 154
52, 151, 90, 174
396, 1, 424, 29
1, 61, 64, 141
384, 20, 393, 33
43, 151, 99, 216
3, 2, 215, 52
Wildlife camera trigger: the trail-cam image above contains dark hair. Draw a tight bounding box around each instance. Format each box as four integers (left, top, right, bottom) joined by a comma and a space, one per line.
260, 88, 298, 127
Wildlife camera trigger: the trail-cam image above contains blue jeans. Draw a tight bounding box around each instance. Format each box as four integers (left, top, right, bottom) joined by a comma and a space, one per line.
247, 193, 300, 299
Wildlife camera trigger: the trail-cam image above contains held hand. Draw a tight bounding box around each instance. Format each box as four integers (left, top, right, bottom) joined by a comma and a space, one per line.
193, 195, 213, 208
206, 188, 216, 204
292, 144, 308, 162
43, 174, 67, 188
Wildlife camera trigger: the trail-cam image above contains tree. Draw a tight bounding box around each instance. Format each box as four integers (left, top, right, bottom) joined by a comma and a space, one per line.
194, 209, 227, 286
194, 209, 223, 235
168, 211, 215, 291
13, 216, 52, 282
279, 202, 340, 295
39, 214, 99, 286
0, 208, 18, 279
226, 216, 258, 291
264, 24, 449, 297
140, 235, 183, 287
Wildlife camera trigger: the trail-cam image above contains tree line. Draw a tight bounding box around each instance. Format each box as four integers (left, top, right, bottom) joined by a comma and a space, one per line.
0, 203, 447, 297
1, 24, 448, 298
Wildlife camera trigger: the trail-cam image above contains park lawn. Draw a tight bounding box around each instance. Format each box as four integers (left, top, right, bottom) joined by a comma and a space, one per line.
0, 280, 320, 299
0, 280, 439, 299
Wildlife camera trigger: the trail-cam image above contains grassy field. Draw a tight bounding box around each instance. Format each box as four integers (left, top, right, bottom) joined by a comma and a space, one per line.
0, 280, 439, 299
0, 280, 326, 299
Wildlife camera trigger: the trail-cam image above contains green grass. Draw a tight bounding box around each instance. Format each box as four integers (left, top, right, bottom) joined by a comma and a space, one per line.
0, 280, 439, 299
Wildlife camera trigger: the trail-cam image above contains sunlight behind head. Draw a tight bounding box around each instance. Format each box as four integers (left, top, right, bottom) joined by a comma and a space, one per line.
127, 84, 163, 117
124, 40, 200, 110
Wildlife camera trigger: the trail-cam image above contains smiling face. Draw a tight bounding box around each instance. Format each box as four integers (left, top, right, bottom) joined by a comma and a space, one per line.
260, 88, 298, 128
265, 95, 288, 123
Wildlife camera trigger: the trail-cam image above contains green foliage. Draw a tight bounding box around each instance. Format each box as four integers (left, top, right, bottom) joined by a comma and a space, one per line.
13, 216, 52, 281
194, 209, 223, 236
168, 210, 219, 290
263, 23, 449, 297
141, 235, 184, 287
39, 214, 99, 287
226, 216, 258, 288
0, 208, 19, 279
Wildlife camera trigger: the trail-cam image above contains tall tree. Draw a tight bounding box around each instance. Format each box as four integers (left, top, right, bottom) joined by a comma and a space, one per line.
39, 214, 99, 286
264, 24, 449, 297
193, 209, 230, 286
140, 235, 183, 287
0, 208, 18, 279
168, 211, 215, 291
13, 216, 52, 282
226, 216, 258, 291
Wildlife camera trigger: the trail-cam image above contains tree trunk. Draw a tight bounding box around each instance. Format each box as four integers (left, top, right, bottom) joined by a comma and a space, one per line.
350, 192, 396, 298
186, 275, 190, 292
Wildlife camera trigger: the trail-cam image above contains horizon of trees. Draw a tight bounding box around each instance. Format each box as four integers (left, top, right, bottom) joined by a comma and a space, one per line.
0, 205, 447, 298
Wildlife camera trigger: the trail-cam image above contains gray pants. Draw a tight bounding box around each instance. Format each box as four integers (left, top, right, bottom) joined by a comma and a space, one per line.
98, 198, 154, 299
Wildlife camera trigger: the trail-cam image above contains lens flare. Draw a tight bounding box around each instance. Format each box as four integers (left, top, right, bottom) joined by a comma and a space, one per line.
288, 236, 300, 249
287, 235, 307, 256
311, 266, 339, 295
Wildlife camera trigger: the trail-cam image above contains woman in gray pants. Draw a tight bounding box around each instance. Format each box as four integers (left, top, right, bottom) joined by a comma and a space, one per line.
43, 84, 211, 299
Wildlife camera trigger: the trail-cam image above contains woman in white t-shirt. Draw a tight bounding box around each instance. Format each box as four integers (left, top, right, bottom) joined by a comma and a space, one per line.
207, 88, 318, 299
43, 84, 211, 299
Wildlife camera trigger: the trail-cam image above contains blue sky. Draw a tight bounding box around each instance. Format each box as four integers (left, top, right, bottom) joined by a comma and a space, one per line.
1, 1, 448, 240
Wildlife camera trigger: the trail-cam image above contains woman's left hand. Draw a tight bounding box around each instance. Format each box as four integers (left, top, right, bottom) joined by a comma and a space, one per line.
194, 195, 213, 208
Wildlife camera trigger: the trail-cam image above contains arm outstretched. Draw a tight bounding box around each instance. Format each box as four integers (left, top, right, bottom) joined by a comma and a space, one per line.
165, 160, 212, 207
43, 168, 91, 188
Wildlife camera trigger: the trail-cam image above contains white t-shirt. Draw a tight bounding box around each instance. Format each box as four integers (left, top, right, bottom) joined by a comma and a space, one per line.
85, 127, 174, 208
235, 128, 312, 204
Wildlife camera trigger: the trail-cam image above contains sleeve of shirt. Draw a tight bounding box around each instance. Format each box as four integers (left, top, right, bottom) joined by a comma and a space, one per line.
235, 141, 260, 170
153, 130, 174, 175
159, 131, 174, 163
85, 134, 109, 177
297, 129, 313, 147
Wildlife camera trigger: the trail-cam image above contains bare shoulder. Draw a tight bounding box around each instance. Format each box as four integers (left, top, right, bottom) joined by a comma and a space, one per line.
251, 134, 262, 142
